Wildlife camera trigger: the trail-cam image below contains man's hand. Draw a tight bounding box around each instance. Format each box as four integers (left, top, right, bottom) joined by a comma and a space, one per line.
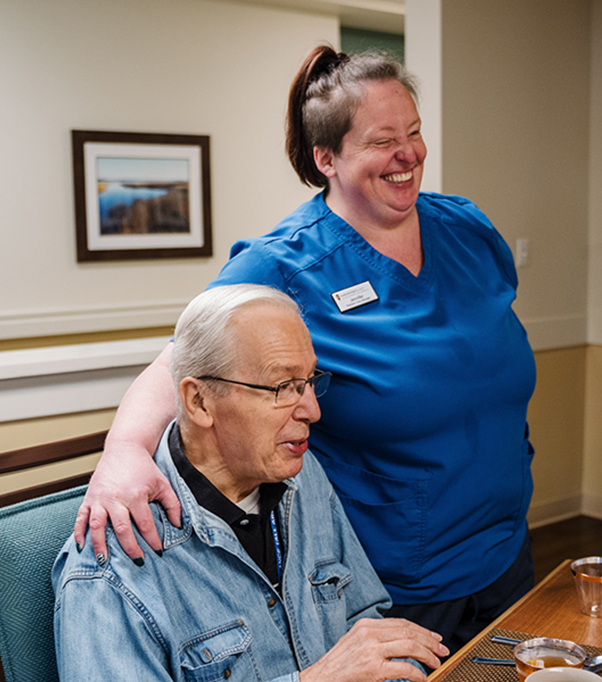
299, 618, 449, 682
74, 441, 181, 562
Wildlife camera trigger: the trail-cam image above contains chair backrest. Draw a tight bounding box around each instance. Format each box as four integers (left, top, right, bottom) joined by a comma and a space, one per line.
0, 431, 104, 508
0, 486, 87, 682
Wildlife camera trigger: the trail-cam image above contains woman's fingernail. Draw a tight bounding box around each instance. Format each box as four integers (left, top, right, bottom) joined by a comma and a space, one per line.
96, 553, 106, 566
133, 557, 145, 567
154, 549, 163, 557
76, 543, 83, 553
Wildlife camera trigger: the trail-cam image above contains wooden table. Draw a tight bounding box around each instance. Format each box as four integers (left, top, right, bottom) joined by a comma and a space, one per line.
429, 560, 602, 681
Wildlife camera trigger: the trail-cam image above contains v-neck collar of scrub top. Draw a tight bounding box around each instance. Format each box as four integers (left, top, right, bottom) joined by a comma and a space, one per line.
316, 190, 437, 295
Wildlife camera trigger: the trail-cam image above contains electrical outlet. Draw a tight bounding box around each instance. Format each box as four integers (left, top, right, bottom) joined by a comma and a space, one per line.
516, 238, 529, 268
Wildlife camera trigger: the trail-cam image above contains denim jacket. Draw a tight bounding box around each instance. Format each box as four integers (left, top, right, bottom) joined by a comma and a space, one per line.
53, 423, 393, 682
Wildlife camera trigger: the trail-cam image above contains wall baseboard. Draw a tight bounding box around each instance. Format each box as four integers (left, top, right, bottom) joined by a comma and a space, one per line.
527, 493, 602, 528
527, 495, 582, 529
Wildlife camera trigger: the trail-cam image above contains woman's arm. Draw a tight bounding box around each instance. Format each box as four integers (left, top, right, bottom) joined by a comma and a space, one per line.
74, 343, 181, 562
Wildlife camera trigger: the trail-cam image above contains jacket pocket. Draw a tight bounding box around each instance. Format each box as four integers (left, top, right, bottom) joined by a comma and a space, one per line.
319, 456, 431, 586
308, 560, 353, 649
309, 560, 352, 603
180, 620, 257, 682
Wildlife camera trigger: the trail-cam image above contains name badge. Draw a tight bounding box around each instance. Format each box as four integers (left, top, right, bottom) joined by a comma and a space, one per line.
331, 281, 379, 313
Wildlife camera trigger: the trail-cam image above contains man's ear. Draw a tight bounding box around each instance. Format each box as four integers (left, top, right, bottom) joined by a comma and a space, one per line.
180, 378, 214, 428
313, 146, 337, 179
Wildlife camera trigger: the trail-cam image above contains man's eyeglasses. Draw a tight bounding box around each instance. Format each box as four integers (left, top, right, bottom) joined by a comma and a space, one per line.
197, 369, 331, 406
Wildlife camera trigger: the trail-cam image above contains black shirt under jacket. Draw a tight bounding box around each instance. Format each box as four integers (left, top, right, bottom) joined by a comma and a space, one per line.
168, 423, 285, 587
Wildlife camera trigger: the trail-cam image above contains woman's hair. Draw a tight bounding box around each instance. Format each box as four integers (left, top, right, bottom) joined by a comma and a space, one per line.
171, 284, 300, 420
286, 45, 420, 188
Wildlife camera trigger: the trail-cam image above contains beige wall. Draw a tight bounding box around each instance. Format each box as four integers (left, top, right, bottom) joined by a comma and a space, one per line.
441, 0, 590, 336
0, 0, 333, 339
528, 347, 586, 524
438, 0, 599, 524
0, 0, 338, 494
2, 0, 601, 526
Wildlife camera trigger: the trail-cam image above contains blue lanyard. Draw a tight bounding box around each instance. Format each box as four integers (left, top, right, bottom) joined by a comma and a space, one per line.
269, 510, 283, 585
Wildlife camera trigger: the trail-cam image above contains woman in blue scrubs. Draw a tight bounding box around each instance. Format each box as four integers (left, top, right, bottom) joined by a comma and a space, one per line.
75, 46, 536, 654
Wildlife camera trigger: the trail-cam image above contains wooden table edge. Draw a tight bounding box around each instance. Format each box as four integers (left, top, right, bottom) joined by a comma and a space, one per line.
427, 560, 572, 681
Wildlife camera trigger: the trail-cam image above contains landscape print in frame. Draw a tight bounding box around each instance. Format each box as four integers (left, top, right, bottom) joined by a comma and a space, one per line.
72, 130, 212, 262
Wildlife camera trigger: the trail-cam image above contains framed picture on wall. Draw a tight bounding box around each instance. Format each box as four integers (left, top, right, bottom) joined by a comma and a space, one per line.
72, 130, 212, 262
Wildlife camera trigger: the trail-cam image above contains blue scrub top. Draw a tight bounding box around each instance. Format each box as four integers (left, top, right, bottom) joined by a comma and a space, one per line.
210, 191, 536, 605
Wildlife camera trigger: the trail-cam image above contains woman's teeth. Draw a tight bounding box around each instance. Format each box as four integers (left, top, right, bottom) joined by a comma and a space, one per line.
383, 171, 413, 183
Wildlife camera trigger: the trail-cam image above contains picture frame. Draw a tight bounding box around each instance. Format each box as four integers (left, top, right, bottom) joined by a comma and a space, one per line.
72, 130, 212, 262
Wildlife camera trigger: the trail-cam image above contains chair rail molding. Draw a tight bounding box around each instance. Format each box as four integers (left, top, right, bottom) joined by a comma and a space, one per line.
0, 310, 587, 424
0, 336, 171, 422
521, 313, 587, 351
0, 299, 187, 339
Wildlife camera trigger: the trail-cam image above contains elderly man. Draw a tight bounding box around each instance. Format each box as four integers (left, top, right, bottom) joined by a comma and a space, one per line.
53, 284, 447, 682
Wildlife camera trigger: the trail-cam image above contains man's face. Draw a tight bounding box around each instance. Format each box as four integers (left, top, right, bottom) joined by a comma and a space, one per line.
209, 304, 321, 499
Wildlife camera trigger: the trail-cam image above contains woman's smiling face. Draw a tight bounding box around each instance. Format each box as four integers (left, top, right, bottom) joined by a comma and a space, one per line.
315, 79, 427, 231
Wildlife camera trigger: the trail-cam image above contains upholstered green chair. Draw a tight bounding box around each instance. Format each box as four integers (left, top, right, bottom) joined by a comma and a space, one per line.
0, 486, 86, 682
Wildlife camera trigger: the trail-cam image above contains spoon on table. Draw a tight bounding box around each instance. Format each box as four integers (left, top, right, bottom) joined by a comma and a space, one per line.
471, 655, 602, 674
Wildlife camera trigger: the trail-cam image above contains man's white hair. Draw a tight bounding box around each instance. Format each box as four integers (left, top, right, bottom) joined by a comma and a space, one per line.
171, 284, 301, 420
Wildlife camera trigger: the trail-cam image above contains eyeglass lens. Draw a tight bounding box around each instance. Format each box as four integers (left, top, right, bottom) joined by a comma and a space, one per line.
276, 372, 330, 405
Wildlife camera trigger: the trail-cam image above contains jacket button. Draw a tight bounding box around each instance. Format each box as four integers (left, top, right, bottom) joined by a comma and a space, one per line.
224, 669, 231, 679
268, 598, 277, 607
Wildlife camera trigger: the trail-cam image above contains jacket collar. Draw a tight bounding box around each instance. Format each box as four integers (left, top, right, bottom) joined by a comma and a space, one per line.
153, 421, 298, 552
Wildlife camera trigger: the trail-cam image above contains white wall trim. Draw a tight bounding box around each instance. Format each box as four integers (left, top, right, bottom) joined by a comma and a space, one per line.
587, 0, 602, 346
587, 312, 602, 346
0, 337, 170, 422
527, 493, 602, 528
0, 301, 187, 339
0, 307, 590, 423
527, 495, 582, 529
2, 304, 586, 350
522, 313, 587, 352
582, 493, 602, 521
405, 0, 442, 194
0, 336, 171, 380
